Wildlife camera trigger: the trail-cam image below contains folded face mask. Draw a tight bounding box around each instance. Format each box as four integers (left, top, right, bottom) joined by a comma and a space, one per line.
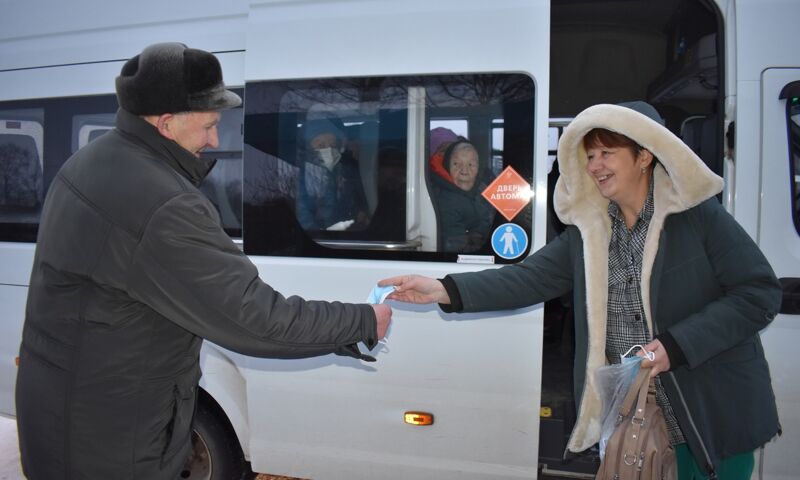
366, 284, 395, 347
367, 284, 395, 304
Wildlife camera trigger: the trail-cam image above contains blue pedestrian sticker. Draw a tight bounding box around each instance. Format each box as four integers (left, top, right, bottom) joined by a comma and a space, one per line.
491, 223, 527, 260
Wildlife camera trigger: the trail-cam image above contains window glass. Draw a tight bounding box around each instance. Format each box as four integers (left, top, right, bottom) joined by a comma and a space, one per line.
492, 119, 505, 176
0, 109, 45, 230
431, 119, 468, 138
788, 95, 800, 235
0, 91, 244, 242
243, 74, 535, 262
72, 113, 115, 153
199, 107, 244, 237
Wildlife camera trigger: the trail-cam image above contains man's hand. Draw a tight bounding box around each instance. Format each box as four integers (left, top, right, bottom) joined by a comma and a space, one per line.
378, 275, 451, 305
639, 339, 671, 377
371, 303, 392, 340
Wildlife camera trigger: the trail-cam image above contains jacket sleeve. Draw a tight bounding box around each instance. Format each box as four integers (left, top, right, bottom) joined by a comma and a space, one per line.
665, 199, 782, 368
126, 192, 377, 359
446, 226, 576, 312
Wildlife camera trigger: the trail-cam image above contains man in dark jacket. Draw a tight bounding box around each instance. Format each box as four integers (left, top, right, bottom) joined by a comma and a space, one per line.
15, 42, 391, 480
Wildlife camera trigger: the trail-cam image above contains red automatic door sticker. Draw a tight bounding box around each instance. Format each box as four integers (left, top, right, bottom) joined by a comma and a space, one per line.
481, 166, 531, 221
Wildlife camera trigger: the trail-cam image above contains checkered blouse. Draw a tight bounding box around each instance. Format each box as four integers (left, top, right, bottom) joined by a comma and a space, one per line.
605, 181, 685, 445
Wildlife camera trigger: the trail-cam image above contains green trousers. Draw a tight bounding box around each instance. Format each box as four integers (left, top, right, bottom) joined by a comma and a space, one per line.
675, 443, 754, 480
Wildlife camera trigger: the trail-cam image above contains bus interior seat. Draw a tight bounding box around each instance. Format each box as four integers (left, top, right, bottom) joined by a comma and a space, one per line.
425, 144, 448, 251
680, 114, 721, 176
0, 134, 43, 208
351, 120, 379, 215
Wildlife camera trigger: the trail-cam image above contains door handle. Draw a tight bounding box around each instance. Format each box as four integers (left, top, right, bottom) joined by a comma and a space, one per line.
779, 277, 800, 315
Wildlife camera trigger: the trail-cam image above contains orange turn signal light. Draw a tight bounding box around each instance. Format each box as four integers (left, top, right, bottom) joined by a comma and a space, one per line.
404, 411, 434, 426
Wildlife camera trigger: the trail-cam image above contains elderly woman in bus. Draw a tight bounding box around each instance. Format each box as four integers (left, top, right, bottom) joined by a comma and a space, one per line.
381, 102, 781, 479
428, 133, 494, 252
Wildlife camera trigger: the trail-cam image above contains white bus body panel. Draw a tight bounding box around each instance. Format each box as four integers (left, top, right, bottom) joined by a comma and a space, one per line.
757, 67, 800, 480
732, 3, 800, 478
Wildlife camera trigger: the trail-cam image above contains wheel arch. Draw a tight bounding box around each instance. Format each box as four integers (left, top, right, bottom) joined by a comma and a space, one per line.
198, 344, 251, 460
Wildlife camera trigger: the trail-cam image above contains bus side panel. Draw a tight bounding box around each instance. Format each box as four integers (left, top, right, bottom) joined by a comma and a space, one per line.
0, 247, 36, 416
756, 67, 800, 480
0, 285, 26, 417
244, 258, 542, 479
737, 1, 800, 478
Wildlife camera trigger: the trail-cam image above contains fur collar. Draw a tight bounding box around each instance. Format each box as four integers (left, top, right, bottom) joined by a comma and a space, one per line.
553, 104, 723, 452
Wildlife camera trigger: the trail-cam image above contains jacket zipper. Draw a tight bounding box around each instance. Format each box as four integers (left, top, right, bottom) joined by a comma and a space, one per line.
650, 296, 717, 478
664, 371, 716, 478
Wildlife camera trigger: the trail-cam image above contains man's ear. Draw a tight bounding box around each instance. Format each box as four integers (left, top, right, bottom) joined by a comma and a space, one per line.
155, 113, 177, 140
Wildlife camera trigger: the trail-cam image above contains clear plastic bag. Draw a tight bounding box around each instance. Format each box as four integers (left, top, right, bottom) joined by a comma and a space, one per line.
594, 352, 645, 459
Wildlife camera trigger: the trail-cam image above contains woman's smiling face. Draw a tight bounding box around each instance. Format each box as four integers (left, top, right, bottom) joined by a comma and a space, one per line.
585, 143, 642, 203
583, 129, 652, 208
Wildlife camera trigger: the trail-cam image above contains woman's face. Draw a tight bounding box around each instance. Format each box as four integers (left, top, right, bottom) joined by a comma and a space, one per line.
449, 148, 479, 191
585, 141, 650, 205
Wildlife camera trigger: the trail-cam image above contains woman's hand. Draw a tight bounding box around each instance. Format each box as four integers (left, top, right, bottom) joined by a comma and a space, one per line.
379, 275, 451, 305
639, 339, 671, 377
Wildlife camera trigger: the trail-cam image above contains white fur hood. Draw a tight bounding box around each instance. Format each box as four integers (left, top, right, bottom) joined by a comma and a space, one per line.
553, 104, 724, 452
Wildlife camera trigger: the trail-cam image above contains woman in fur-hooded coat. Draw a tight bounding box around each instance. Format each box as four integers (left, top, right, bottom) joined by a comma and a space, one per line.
381, 103, 781, 477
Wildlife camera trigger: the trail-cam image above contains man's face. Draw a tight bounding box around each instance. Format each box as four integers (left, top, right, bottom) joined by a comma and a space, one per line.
168, 111, 221, 157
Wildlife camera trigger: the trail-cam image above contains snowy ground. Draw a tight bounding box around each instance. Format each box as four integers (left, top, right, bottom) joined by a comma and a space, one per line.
0, 416, 22, 480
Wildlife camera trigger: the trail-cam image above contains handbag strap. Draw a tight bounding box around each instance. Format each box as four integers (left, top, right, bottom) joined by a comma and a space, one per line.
619, 367, 655, 468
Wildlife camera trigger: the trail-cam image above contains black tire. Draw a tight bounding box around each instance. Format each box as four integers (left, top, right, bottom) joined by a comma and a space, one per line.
179, 394, 251, 480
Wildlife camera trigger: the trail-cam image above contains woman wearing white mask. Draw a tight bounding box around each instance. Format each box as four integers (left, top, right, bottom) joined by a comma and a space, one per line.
380, 102, 781, 479
296, 116, 369, 231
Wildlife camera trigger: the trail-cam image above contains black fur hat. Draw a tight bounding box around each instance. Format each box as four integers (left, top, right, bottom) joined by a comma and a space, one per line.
115, 42, 241, 115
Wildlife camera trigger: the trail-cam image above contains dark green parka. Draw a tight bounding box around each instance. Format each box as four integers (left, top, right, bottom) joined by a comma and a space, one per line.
443, 104, 781, 475
16, 109, 378, 479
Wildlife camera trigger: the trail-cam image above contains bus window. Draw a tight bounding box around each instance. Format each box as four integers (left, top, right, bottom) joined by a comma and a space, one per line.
242, 73, 535, 263
786, 93, 800, 236
0, 110, 44, 225
491, 119, 505, 176
431, 119, 468, 138
0, 91, 244, 242
199, 107, 244, 237
72, 113, 115, 152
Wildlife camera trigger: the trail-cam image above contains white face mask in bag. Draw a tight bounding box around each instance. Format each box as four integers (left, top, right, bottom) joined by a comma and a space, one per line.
315, 147, 342, 170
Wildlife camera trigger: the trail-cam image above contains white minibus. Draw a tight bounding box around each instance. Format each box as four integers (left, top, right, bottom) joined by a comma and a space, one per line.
1, 0, 798, 478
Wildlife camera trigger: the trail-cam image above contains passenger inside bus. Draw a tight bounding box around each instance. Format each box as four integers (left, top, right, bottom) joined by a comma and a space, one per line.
428, 127, 495, 252
296, 116, 370, 231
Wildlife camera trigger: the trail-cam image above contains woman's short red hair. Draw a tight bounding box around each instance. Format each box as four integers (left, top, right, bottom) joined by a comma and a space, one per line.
582, 128, 642, 154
